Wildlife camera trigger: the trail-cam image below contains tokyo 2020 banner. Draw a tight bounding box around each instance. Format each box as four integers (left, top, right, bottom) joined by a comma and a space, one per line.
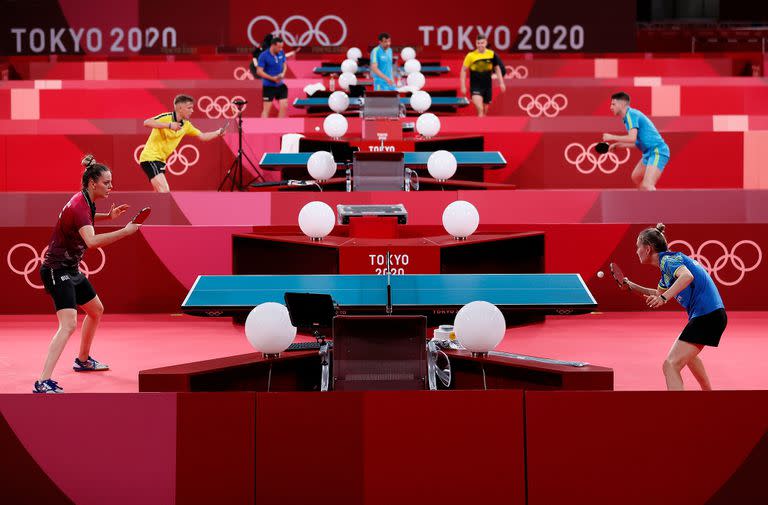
2, 0, 636, 56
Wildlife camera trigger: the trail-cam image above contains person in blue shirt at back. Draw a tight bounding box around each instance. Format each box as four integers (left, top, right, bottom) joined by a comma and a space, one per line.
603, 91, 671, 191
256, 36, 289, 117
621, 223, 727, 391
370, 32, 396, 91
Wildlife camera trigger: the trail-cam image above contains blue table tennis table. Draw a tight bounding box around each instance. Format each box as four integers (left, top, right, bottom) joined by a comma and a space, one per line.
181, 274, 597, 322
314, 65, 450, 75
258, 151, 507, 171
293, 96, 469, 109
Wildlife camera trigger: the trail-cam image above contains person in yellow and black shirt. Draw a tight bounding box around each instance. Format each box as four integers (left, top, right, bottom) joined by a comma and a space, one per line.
460, 36, 505, 117
139, 94, 227, 192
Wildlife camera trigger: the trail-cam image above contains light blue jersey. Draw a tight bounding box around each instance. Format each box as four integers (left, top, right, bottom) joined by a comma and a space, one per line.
658, 251, 724, 319
370, 45, 395, 91
623, 106, 667, 153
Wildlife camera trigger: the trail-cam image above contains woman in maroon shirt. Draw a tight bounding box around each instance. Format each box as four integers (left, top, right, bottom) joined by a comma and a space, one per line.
35, 155, 140, 394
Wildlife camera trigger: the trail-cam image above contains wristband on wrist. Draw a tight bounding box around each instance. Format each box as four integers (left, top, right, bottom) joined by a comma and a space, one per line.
660, 294, 667, 301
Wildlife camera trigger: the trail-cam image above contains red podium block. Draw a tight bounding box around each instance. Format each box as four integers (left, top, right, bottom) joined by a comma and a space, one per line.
348, 216, 399, 238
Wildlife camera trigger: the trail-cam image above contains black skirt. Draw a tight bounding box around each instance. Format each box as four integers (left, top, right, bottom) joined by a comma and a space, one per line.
678, 308, 727, 347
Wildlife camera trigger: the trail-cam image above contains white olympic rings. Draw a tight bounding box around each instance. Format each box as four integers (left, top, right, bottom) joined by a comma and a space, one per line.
504, 65, 529, 79
668, 240, 762, 287
247, 15, 348, 47
134, 144, 200, 176
564, 142, 631, 174
518, 93, 568, 118
7, 243, 105, 290
197, 95, 247, 119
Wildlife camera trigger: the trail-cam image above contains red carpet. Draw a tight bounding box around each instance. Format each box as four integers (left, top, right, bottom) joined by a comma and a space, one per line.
1, 311, 765, 393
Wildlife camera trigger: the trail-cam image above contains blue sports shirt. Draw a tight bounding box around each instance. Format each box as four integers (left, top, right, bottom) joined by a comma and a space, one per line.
370, 45, 395, 91
658, 251, 724, 319
257, 50, 286, 87
623, 106, 666, 153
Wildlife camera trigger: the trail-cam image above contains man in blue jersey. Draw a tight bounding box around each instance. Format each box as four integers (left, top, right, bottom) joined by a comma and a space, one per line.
370, 33, 396, 91
256, 36, 289, 118
622, 224, 727, 391
603, 91, 670, 191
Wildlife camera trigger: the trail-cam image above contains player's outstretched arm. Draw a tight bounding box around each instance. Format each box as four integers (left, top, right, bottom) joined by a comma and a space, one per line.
624, 279, 659, 296
603, 129, 638, 143
197, 128, 226, 141
78, 223, 140, 249
609, 142, 637, 150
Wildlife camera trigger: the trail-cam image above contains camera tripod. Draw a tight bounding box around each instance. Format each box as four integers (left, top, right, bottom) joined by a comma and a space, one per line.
218, 101, 264, 191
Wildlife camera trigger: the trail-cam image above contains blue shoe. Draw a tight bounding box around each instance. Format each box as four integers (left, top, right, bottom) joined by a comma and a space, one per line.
33, 379, 63, 394
73, 356, 109, 372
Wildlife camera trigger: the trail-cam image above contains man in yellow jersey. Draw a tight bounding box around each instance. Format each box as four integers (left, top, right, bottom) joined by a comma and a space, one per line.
139, 94, 227, 192
460, 35, 505, 117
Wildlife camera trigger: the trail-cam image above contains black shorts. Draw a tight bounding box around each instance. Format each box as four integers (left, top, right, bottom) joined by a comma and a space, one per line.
678, 308, 727, 347
40, 266, 97, 311
140, 161, 166, 181
262, 84, 288, 102
471, 86, 492, 104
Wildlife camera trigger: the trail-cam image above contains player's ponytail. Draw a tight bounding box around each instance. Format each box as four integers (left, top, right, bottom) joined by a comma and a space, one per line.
81, 154, 110, 190
638, 223, 668, 253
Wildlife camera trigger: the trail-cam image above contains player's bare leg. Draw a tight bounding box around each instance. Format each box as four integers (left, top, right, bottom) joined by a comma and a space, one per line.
40, 308, 77, 380
150, 173, 170, 193
686, 355, 713, 391
78, 295, 104, 362
277, 98, 289, 118
640, 165, 663, 191
630, 160, 645, 188
471, 95, 485, 117
261, 100, 273, 118
663, 340, 704, 390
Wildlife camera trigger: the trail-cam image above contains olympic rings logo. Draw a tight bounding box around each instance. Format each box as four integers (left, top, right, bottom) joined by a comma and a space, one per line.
234, 67, 254, 81
518, 93, 568, 118
505, 65, 528, 79
247, 15, 348, 47
668, 240, 762, 287
197, 95, 247, 119
7, 244, 105, 290
134, 144, 200, 176
564, 142, 631, 174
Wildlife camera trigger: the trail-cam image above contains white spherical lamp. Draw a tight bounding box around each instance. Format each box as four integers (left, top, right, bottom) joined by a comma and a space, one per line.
427, 150, 457, 181
442, 200, 479, 239
406, 71, 425, 90
401, 47, 416, 61
410, 90, 432, 113
245, 302, 297, 357
340, 58, 358, 74
307, 151, 336, 181
404, 59, 422, 75
323, 113, 348, 139
298, 201, 335, 240
338, 71, 357, 91
346, 47, 362, 61
328, 91, 350, 113
416, 112, 441, 138
453, 301, 506, 356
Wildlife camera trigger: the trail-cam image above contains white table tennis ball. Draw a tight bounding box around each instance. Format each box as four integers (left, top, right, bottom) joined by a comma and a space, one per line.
410, 90, 431, 113
298, 201, 335, 239
307, 151, 336, 181
340, 58, 358, 74
597, 271, 605, 278
328, 91, 350, 113
442, 200, 479, 239
346, 47, 362, 61
406, 71, 425, 90
401, 47, 416, 61
323, 113, 348, 139
338, 71, 357, 91
453, 301, 506, 355
314, 126, 320, 131
245, 302, 297, 356
404, 59, 422, 75
416, 112, 440, 138
427, 150, 457, 181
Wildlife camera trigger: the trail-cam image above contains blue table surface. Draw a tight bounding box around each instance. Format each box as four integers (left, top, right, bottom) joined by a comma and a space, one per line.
259, 151, 507, 168
315, 65, 450, 73
294, 97, 469, 107
182, 274, 597, 308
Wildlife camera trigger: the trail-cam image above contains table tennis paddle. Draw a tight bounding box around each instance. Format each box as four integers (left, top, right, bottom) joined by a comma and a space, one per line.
609, 262, 629, 290
595, 142, 610, 154
132, 206, 151, 224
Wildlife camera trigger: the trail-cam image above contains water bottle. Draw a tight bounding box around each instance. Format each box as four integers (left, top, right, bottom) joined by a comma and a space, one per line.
329, 74, 336, 92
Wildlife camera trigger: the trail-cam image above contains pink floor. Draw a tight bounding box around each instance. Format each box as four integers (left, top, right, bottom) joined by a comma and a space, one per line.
1, 312, 766, 393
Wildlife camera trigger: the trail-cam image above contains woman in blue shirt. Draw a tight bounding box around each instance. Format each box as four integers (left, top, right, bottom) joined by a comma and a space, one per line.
623, 223, 727, 390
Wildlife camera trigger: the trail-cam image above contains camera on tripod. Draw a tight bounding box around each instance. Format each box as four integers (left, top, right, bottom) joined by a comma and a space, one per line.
232, 99, 248, 109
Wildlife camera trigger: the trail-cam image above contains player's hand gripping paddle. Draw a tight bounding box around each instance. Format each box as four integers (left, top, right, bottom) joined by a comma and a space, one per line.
609, 262, 629, 290
595, 142, 610, 154
131, 206, 152, 224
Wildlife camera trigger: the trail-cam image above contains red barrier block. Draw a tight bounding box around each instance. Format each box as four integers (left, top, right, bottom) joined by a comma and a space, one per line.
525, 391, 768, 505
